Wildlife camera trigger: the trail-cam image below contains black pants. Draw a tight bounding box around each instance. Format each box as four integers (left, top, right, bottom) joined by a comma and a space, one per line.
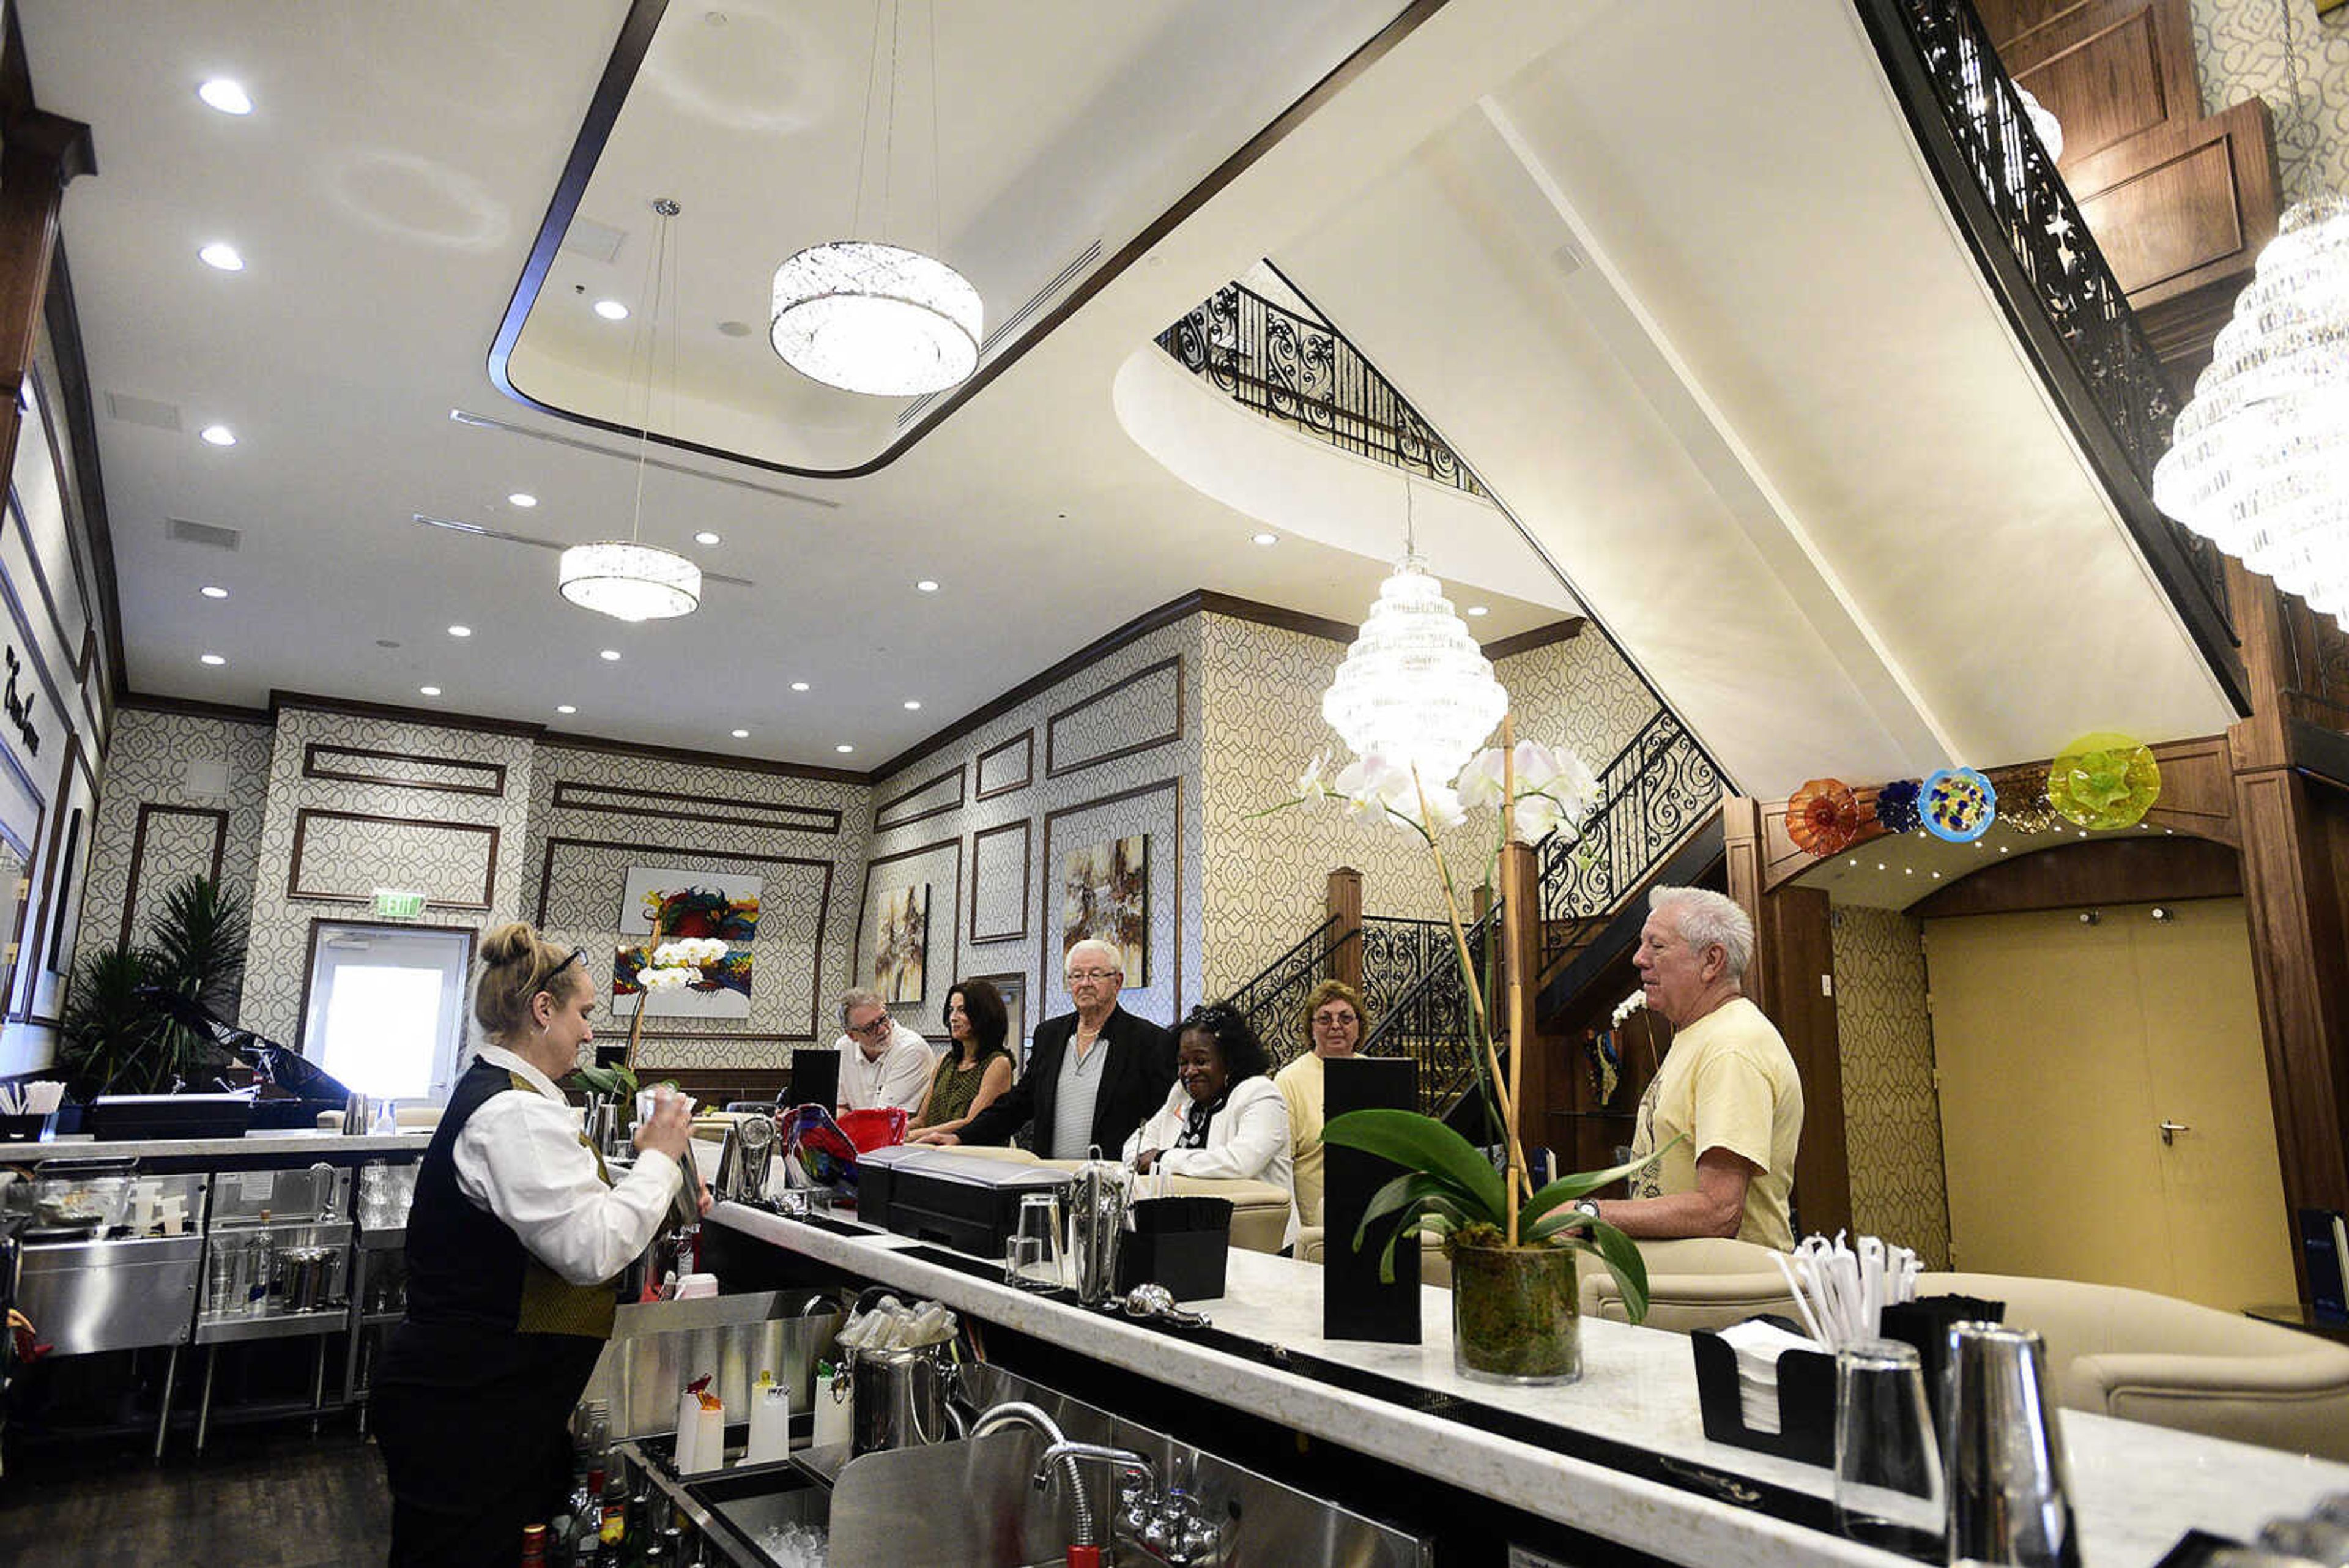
373, 1320, 604, 1568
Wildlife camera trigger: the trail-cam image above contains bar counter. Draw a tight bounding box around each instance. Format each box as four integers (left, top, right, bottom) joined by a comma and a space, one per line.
708, 1200, 2349, 1567
2, 1128, 431, 1171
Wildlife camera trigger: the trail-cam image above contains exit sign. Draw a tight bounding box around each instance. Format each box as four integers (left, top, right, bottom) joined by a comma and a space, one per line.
372, 888, 428, 918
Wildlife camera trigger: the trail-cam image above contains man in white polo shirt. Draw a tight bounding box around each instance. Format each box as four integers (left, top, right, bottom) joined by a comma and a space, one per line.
833, 987, 936, 1118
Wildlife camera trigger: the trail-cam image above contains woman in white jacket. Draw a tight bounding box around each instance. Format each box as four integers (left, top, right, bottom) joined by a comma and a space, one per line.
1124, 1003, 1297, 1249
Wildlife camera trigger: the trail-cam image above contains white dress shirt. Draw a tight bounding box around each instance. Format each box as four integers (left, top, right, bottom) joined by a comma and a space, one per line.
1123, 1076, 1297, 1247
836, 1021, 938, 1115
451, 1044, 683, 1287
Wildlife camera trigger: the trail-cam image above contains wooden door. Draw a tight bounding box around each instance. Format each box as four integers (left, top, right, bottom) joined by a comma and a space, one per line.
1924, 899, 2295, 1307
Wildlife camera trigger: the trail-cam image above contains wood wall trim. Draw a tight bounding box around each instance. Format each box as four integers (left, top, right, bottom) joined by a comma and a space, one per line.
119, 802, 226, 949
41, 247, 128, 710
532, 834, 836, 1047
549, 779, 842, 836
119, 691, 273, 727
271, 689, 544, 741
1481, 617, 1589, 663
1044, 654, 1184, 781
25, 729, 78, 978
535, 729, 867, 785
7, 486, 92, 686
2066, 97, 2280, 308
302, 741, 508, 797
853, 834, 962, 1009
1037, 774, 1184, 1007
286, 808, 499, 910
970, 819, 1032, 945
1908, 833, 2241, 918
1192, 589, 1359, 645
874, 764, 967, 833
973, 730, 1034, 801
0, 790, 39, 1022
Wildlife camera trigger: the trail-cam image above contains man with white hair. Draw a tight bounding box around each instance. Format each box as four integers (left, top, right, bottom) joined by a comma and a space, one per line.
916, 938, 1173, 1159
1587, 886, 1805, 1249
833, 987, 937, 1118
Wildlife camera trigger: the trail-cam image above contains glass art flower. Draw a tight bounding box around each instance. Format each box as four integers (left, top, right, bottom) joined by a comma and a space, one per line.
1873, 779, 1923, 836
1922, 767, 1998, 842
1786, 778, 1861, 856
2049, 732, 2161, 830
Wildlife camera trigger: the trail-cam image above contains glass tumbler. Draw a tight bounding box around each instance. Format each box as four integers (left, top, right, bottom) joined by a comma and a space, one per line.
1004, 1191, 1066, 1291
1833, 1337, 1945, 1555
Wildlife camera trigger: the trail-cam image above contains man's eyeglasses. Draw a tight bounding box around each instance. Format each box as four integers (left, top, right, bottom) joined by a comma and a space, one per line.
1064, 969, 1119, 984
846, 1015, 894, 1038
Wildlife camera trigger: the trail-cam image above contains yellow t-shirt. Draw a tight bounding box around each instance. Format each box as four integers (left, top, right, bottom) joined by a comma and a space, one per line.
1626, 996, 1803, 1250
1273, 1053, 1325, 1227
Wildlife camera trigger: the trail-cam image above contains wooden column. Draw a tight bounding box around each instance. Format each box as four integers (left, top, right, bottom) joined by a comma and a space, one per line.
1325, 866, 1362, 994
1724, 796, 1851, 1236
0, 84, 96, 494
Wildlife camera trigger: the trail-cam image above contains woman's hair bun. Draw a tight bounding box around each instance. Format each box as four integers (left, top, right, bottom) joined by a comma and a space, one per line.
478, 921, 539, 968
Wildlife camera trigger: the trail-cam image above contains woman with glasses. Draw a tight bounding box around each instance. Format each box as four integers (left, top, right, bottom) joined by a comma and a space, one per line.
374, 922, 705, 1566
911, 978, 1016, 1137
1124, 1003, 1297, 1249
1273, 979, 1371, 1227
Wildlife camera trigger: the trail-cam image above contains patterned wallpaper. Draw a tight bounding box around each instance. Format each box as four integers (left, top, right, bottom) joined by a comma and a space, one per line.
2191, 0, 2349, 205
1831, 904, 1952, 1269
1195, 614, 1660, 997
864, 617, 1204, 1050
522, 747, 870, 1074
239, 707, 538, 1049
75, 708, 272, 1009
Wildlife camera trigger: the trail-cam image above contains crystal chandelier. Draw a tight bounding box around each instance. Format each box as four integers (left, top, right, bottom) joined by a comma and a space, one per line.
560, 198, 702, 623
1322, 480, 1507, 791
771, 2, 981, 398
2016, 86, 2063, 163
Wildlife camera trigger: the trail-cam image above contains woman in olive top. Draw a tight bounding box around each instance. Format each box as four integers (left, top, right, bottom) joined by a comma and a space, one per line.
1272, 979, 1370, 1227
374, 923, 705, 1566
911, 978, 1015, 1138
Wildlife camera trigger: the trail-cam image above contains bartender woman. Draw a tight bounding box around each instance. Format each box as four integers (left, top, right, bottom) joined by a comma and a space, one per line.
374, 921, 705, 1564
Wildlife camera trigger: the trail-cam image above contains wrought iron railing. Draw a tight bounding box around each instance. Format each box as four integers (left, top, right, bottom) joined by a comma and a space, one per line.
1358, 916, 1455, 1028
1156, 281, 1487, 496
1541, 713, 1724, 972
1858, 0, 2233, 646
1357, 902, 1504, 1117
1229, 914, 1353, 1068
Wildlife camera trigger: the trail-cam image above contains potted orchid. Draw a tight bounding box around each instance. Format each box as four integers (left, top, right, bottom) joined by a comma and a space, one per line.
1269, 727, 1667, 1383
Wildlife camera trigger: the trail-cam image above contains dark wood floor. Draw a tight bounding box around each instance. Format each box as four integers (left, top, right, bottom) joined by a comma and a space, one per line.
0, 1426, 389, 1567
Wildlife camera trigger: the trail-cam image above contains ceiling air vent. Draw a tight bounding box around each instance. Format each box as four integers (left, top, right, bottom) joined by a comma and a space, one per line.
896, 237, 1103, 427
447, 409, 837, 509
411, 515, 754, 589
105, 392, 182, 432
167, 518, 241, 551
561, 215, 628, 265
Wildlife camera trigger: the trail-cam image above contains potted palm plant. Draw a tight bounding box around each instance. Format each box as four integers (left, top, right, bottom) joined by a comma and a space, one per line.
1275, 724, 1665, 1383
59, 874, 248, 1101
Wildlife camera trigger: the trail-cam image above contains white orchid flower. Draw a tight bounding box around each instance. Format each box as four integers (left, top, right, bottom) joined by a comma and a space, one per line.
1296, 752, 1332, 814
1612, 990, 1647, 1026
1514, 788, 1567, 843
1334, 753, 1410, 823
1419, 781, 1468, 830
1455, 747, 1507, 811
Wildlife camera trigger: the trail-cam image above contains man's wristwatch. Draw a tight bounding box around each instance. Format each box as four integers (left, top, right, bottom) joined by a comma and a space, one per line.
1571, 1198, 1601, 1221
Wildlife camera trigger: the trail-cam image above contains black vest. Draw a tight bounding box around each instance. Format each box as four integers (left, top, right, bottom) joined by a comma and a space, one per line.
404, 1055, 618, 1340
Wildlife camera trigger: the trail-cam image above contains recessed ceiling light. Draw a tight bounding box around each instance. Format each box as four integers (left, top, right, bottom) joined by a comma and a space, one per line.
790, 681, 809, 691
418, 685, 441, 697
200, 585, 229, 600
916, 579, 939, 593
507, 492, 537, 508
730, 728, 749, 739
447, 625, 472, 638
1465, 605, 1490, 617
716, 319, 752, 338
904, 699, 921, 710
197, 79, 252, 116
198, 242, 243, 272
1252, 532, 1277, 546
694, 530, 721, 545
199, 653, 226, 666
593, 299, 629, 321
556, 704, 576, 715
375, 638, 402, 649
599, 648, 621, 661
199, 424, 236, 446
835, 743, 853, 753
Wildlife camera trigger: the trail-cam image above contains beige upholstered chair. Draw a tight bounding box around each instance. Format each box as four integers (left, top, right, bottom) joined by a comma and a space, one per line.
1586, 1236, 1799, 1332
1920, 1271, 2349, 1462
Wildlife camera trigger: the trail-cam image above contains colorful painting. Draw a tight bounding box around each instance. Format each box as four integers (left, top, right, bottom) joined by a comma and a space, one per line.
872, 883, 929, 1005
1061, 834, 1148, 986
618, 865, 762, 940
611, 943, 754, 1019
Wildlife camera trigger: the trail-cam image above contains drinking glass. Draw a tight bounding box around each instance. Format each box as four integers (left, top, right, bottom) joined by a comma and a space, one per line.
1005, 1191, 1065, 1291
1833, 1337, 1945, 1555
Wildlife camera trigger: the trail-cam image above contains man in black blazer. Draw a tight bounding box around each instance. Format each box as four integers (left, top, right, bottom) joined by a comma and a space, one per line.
917, 938, 1172, 1159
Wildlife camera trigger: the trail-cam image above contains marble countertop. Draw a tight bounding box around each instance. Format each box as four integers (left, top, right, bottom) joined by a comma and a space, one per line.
710, 1202, 2349, 1568
2, 1129, 431, 1165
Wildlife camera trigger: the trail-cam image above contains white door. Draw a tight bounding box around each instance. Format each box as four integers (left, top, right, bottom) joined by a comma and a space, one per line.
300, 923, 475, 1104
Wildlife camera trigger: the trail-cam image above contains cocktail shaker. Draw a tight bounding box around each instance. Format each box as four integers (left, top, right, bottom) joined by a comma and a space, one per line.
1066, 1158, 1132, 1306
340, 1091, 371, 1137
1944, 1321, 2080, 1567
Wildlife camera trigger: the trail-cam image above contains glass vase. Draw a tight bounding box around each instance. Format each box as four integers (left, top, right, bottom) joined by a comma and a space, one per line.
1450, 1241, 1581, 1385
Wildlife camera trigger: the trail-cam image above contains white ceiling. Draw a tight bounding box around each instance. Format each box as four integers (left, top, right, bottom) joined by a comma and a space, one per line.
20, 0, 2240, 790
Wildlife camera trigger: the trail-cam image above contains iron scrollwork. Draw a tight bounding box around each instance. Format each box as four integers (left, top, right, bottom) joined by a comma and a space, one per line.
1541, 713, 1723, 972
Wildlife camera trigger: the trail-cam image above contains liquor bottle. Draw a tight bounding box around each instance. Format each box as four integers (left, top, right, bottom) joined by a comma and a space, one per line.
557, 1463, 602, 1565
248, 1211, 275, 1315
598, 1462, 627, 1556
519, 1523, 549, 1567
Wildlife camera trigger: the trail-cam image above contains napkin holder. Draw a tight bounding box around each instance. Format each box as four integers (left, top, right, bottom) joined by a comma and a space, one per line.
1880, 1293, 2004, 1430
1116, 1195, 1233, 1302
1690, 1317, 1836, 1467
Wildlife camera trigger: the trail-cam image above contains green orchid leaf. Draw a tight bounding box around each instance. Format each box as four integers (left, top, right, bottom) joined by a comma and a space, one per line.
1324, 1108, 1508, 1222
1516, 1135, 1683, 1229
1572, 1219, 1652, 1323
1380, 1211, 1457, 1284
1353, 1170, 1476, 1251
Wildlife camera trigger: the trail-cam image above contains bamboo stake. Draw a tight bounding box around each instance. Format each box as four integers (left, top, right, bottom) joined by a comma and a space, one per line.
623, 948, 648, 1074
1501, 713, 1527, 1243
